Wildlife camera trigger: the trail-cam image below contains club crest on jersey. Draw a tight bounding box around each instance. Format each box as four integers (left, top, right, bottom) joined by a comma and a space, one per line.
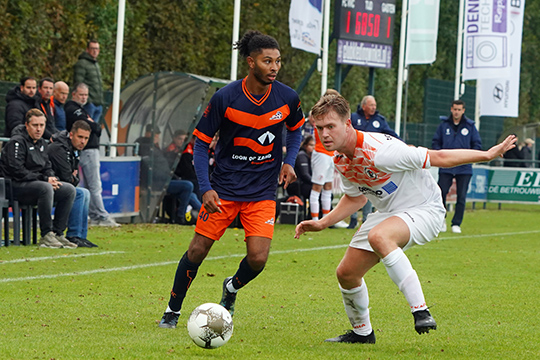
364, 167, 378, 180
269, 111, 283, 121
258, 131, 275, 145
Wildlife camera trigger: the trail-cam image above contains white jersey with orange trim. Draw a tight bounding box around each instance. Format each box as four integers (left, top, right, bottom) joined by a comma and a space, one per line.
335, 131, 443, 213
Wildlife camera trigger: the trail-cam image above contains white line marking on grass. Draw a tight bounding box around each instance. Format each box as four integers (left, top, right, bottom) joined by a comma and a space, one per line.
0, 251, 125, 264
0, 245, 347, 283
2, 231, 538, 283
436, 229, 540, 241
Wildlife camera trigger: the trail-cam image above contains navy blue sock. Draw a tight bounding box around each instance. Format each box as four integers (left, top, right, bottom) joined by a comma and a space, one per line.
168, 251, 200, 312
231, 256, 264, 291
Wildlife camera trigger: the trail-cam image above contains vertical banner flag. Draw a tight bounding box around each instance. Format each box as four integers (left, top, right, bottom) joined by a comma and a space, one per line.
289, 0, 323, 54
462, 0, 511, 80
479, 0, 525, 117
405, 0, 441, 65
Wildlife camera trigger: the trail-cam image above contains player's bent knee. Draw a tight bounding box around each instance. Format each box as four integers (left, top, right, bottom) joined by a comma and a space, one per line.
335, 264, 353, 283
246, 254, 267, 270
188, 235, 214, 262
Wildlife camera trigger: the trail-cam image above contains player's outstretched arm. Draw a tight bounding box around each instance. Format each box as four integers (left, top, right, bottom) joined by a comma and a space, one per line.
294, 194, 367, 239
429, 134, 517, 168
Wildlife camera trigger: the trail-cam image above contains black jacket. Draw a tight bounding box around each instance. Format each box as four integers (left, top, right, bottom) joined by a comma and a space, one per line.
48, 130, 80, 185
0, 124, 55, 182
64, 100, 102, 150
39, 97, 59, 140
4, 86, 39, 137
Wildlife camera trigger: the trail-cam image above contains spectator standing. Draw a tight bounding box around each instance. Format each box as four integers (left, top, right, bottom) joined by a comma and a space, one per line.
51, 81, 70, 131
4, 76, 39, 137
302, 111, 315, 138
65, 83, 119, 227
38, 77, 59, 140
73, 40, 104, 122
502, 134, 524, 167
349, 95, 401, 228
521, 138, 534, 168
0, 109, 76, 248
432, 100, 482, 234
48, 120, 98, 248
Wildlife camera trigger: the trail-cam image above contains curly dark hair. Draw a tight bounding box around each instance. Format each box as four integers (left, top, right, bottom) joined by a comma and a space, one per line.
234, 30, 280, 58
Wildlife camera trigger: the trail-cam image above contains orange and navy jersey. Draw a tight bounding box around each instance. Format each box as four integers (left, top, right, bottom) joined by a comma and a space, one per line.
193, 77, 304, 201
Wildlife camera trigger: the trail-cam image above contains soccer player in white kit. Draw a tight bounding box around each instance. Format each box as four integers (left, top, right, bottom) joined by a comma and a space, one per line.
294, 93, 517, 344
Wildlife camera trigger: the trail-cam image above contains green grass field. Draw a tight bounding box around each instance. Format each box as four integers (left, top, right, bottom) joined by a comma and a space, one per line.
1, 203, 540, 359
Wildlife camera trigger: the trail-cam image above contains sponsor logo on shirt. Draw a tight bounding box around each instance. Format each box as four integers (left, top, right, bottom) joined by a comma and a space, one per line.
357, 186, 383, 198
382, 181, 398, 194
269, 111, 283, 121
364, 168, 378, 180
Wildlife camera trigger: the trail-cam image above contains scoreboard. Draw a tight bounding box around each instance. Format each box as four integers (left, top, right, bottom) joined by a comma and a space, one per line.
336, 0, 396, 46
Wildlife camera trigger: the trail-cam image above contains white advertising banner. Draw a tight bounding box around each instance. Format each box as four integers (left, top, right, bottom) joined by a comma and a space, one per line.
405, 0, 440, 65
289, 0, 323, 55
479, 1, 525, 117
462, 0, 511, 80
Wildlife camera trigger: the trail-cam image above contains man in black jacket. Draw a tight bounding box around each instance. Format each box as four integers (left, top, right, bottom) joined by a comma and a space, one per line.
65, 83, 119, 227
37, 77, 59, 140
4, 76, 39, 137
48, 120, 98, 247
0, 109, 76, 248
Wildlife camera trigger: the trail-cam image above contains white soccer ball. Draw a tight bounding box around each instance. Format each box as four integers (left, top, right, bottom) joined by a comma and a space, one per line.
187, 303, 234, 349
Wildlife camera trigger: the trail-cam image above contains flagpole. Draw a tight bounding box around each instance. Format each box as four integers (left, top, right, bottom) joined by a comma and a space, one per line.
230, 0, 241, 81
109, 0, 125, 158
454, 0, 465, 99
394, 0, 409, 136
320, 0, 330, 95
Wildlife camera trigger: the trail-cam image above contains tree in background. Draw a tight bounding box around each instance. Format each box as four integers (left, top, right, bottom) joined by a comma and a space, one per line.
0, 0, 538, 134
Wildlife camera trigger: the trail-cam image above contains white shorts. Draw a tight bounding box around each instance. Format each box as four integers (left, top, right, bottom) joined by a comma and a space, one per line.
349, 204, 445, 252
311, 150, 334, 185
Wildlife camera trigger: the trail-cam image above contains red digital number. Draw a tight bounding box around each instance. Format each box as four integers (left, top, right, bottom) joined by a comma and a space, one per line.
354, 12, 381, 38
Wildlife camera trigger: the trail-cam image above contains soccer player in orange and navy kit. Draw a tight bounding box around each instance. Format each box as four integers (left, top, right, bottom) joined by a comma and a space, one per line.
158, 30, 304, 328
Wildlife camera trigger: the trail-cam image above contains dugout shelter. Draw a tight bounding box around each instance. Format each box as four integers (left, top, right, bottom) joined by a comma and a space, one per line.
103, 72, 230, 223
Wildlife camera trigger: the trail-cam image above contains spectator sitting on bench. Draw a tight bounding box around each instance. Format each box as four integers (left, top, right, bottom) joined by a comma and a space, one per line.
0, 109, 76, 248
48, 120, 98, 247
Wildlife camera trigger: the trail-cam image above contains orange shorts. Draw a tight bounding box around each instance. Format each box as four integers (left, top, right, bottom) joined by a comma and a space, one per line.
195, 199, 276, 241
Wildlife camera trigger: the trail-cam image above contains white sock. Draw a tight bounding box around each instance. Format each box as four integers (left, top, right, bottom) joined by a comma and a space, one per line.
381, 248, 427, 312
310, 190, 320, 221
340, 281, 372, 336
166, 306, 181, 314
226, 279, 238, 293
321, 190, 332, 216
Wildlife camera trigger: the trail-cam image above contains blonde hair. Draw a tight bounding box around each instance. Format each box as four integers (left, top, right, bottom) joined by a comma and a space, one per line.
310, 92, 350, 122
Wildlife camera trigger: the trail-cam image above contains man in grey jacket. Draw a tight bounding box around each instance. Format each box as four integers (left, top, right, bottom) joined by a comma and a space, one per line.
73, 40, 104, 122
